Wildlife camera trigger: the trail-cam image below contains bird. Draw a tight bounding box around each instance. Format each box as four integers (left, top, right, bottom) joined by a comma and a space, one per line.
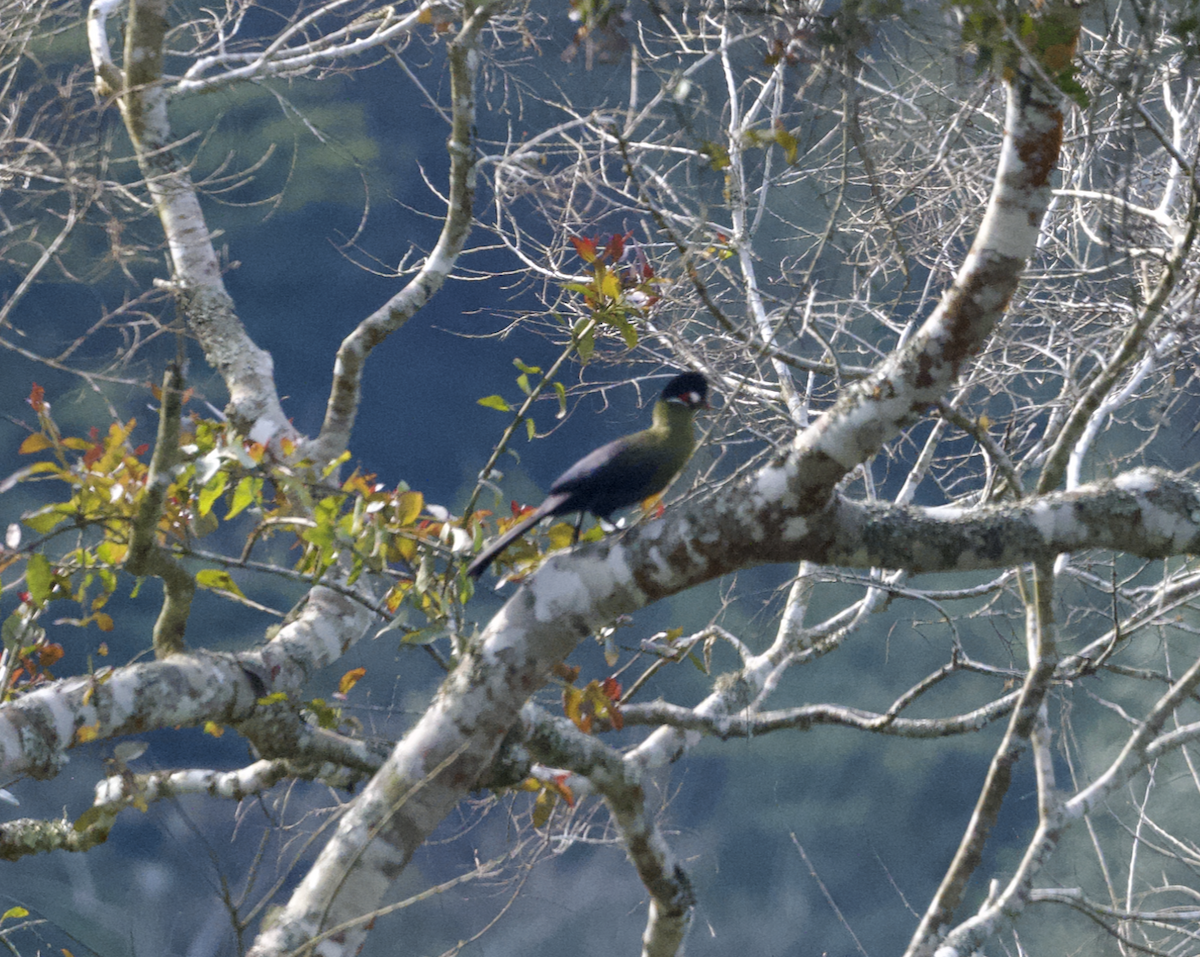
466, 371, 709, 579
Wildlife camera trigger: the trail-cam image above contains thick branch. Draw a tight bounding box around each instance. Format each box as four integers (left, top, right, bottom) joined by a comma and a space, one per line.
0, 586, 373, 779
308, 3, 488, 467
125, 364, 194, 657
93, 0, 294, 443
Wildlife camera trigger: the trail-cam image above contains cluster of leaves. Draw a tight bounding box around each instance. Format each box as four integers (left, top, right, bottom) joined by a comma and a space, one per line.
476, 358, 568, 442
562, 672, 624, 734
952, 0, 1087, 106
513, 667, 624, 827
565, 233, 660, 359
0, 384, 464, 701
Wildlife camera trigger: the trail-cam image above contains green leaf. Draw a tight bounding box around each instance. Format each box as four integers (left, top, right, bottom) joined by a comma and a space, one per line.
25, 553, 53, 606
197, 471, 228, 518
400, 626, 442, 645
700, 140, 730, 170
195, 568, 245, 598
773, 125, 798, 165
22, 503, 70, 534
513, 358, 542, 374
573, 319, 595, 361
227, 475, 261, 520
477, 395, 511, 412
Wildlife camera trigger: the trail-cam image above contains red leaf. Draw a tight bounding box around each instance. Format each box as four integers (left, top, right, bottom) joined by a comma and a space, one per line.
604, 233, 625, 261
28, 383, 45, 413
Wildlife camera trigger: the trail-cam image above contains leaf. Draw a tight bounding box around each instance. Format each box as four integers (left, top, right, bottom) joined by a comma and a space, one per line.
570, 235, 598, 263
226, 476, 261, 520
195, 568, 245, 598
338, 667, 366, 694
306, 698, 342, 729
701, 140, 730, 170
76, 723, 100, 743
25, 553, 53, 606
477, 395, 511, 412
1, 905, 29, 921
395, 490, 423, 526
18, 432, 51, 454
96, 540, 128, 565
22, 503, 70, 534
532, 788, 556, 828
38, 643, 64, 667
400, 627, 441, 645
197, 471, 228, 518
573, 319, 595, 361
94, 613, 114, 632
203, 721, 225, 737
773, 124, 798, 164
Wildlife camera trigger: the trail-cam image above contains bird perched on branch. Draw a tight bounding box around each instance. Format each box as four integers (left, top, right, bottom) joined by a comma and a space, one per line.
466, 371, 709, 579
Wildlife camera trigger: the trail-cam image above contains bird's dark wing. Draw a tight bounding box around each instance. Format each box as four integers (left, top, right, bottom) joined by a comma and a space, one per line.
548, 437, 663, 521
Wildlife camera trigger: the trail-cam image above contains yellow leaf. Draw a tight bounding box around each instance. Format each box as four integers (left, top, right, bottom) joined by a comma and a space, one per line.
547, 523, 576, 550
599, 266, 622, 300
94, 613, 114, 632
203, 721, 225, 737
18, 433, 51, 454
395, 490, 424, 526
532, 789, 556, 828
76, 723, 100, 743
338, 667, 366, 695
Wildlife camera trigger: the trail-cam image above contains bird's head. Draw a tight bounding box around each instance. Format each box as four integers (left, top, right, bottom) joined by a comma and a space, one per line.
661, 371, 709, 410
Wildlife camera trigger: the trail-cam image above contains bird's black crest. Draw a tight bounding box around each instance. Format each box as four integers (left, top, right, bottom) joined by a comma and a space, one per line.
662, 371, 708, 407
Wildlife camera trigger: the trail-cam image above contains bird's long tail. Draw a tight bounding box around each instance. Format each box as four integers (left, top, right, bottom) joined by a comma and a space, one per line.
465, 507, 549, 578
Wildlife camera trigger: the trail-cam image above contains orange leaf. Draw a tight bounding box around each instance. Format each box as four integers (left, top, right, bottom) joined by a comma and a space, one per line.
570, 235, 598, 263
28, 383, 45, 413
552, 661, 580, 683
38, 643, 64, 667
338, 667, 366, 695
